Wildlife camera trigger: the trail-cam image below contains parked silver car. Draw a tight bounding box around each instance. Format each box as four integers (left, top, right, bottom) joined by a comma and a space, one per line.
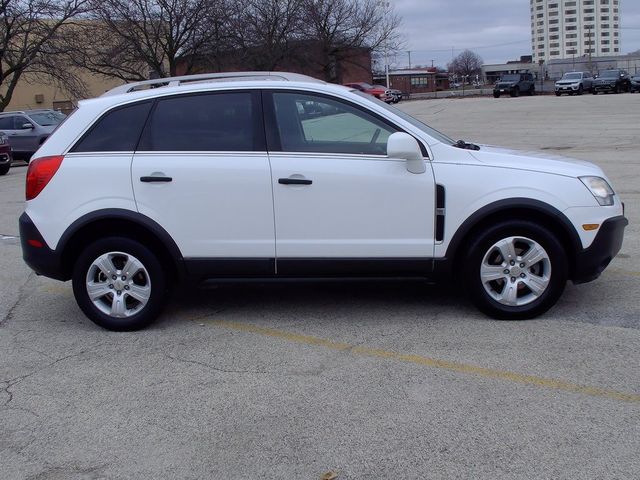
0, 109, 66, 159
555, 72, 594, 96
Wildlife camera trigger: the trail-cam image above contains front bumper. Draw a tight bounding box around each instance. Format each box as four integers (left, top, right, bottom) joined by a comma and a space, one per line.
19, 212, 68, 281
555, 84, 581, 92
572, 215, 628, 284
0, 145, 12, 164
494, 85, 515, 93
593, 83, 617, 92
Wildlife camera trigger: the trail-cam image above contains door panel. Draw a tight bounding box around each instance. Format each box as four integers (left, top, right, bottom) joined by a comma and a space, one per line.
266, 90, 436, 262
132, 91, 275, 262
270, 153, 435, 258
132, 152, 275, 258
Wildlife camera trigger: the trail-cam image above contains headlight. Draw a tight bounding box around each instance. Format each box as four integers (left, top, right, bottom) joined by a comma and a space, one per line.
580, 176, 615, 206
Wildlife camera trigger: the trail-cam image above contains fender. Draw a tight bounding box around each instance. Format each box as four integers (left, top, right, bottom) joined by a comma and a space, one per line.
444, 197, 583, 263
57, 208, 186, 280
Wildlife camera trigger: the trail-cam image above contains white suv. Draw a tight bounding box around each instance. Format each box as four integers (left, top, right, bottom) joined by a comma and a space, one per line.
20, 72, 627, 331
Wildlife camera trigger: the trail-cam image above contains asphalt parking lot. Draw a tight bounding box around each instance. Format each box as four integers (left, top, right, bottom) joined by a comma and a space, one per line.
2, 93, 639, 479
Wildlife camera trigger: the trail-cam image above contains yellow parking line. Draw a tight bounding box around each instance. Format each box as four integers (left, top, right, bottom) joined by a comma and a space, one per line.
609, 268, 640, 277
206, 319, 640, 404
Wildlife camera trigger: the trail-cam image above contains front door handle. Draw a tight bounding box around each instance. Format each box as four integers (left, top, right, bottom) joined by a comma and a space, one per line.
278, 178, 312, 185
140, 176, 172, 183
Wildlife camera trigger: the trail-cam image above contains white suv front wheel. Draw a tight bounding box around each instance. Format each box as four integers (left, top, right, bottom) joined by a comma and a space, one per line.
72, 237, 167, 331
464, 221, 568, 319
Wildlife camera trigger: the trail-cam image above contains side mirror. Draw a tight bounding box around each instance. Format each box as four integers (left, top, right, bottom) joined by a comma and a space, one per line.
21, 122, 34, 130
387, 132, 425, 174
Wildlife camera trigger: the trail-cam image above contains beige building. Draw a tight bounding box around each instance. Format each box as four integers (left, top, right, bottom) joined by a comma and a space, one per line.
531, 0, 621, 63
3, 71, 122, 114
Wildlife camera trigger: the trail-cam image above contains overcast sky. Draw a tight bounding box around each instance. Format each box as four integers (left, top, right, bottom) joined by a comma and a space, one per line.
391, 0, 640, 68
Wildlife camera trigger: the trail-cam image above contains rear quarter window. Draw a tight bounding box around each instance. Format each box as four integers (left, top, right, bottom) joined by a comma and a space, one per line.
71, 101, 152, 153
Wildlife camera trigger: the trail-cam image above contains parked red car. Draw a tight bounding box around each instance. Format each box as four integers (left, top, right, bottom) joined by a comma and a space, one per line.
344, 82, 392, 103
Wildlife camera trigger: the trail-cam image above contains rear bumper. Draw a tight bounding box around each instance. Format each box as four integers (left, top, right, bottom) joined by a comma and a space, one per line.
19, 212, 68, 281
572, 215, 628, 284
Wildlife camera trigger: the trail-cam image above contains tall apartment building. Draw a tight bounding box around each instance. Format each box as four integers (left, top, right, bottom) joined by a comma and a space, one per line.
530, 0, 621, 63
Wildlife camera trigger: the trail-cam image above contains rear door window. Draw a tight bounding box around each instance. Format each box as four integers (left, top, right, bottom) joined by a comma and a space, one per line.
72, 101, 152, 152
138, 92, 259, 152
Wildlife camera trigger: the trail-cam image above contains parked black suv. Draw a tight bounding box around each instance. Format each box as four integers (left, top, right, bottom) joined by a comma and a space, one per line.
493, 73, 535, 98
592, 69, 631, 94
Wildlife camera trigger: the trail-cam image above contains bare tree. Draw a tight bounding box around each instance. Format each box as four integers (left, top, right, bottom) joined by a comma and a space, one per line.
69, 0, 229, 81
0, 0, 89, 111
448, 49, 483, 81
228, 0, 305, 71
303, 0, 402, 82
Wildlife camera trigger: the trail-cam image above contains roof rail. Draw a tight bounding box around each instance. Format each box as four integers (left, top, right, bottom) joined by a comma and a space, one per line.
102, 71, 324, 97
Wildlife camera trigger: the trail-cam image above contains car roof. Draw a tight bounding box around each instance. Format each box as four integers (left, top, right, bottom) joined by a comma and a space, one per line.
0, 109, 58, 116
80, 74, 354, 110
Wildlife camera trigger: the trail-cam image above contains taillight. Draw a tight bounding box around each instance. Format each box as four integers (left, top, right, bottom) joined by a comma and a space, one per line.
26, 155, 64, 201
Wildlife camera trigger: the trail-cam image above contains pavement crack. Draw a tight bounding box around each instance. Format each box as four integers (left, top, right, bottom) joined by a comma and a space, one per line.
1, 351, 88, 407
164, 353, 269, 375
0, 271, 35, 327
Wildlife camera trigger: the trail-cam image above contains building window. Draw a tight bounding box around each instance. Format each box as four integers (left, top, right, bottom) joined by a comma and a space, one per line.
566, 26, 577, 30
602, 48, 610, 53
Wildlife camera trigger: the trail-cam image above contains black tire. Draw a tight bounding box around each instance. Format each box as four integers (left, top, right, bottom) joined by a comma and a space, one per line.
555, 92, 561, 96
614, 85, 620, 94
493, 92, 500, 98
592, 91, 598, 95
528, 86, 535, 96
0, 164, 9, 175
72, 237, 168, 331
463, 220, 568, 320
510, 87, 520, 97
577, 85, 583, 95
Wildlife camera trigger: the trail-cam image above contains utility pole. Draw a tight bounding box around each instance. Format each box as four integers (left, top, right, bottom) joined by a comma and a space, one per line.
587, 25, 593, 74
407, 51, 412, 69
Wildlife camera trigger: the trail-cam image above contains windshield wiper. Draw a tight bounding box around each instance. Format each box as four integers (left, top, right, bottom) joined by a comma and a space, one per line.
454, 139, 480, 151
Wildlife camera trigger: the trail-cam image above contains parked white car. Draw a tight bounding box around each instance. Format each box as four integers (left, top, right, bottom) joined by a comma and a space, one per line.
555, 72, 594, 96
20, 72, 627, 330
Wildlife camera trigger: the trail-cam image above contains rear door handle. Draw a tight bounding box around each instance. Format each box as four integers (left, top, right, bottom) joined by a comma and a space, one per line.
140, 176, 172, 183
278, 178, 312, 185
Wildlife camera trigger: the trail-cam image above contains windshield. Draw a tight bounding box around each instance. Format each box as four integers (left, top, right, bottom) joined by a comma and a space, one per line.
600, 70, 620, 78
353, 91, 455, 146
500, 75, 520, 82
562, 73, 582, 80
29, 111, 66, 126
